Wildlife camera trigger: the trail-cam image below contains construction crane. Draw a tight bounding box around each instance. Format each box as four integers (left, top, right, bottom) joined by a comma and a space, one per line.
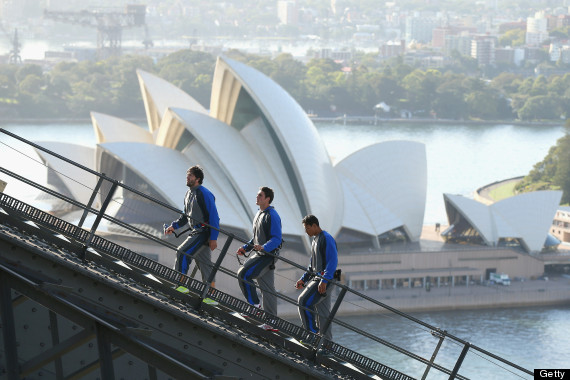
43, 4, 148, 59
0, 24, 22, 64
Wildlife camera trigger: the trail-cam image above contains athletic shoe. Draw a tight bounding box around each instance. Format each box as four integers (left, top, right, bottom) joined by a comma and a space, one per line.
240, 303, 262, 318
202, 297, 219, 306
175, 286, 190, 294
259, 323, 279, 332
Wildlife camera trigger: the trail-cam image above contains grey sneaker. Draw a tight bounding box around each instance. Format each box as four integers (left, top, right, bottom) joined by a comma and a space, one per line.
317, 348, 333, 358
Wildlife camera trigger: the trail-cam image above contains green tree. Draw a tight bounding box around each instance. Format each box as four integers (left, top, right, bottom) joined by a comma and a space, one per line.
366, 73, 405, 112
465, 89, 503, 120
18, 75, 43, 97
499, 29, 525, 47
402, 69, 441, 114
517, 95, 562, 120
491, 72, 522, 94
269, 53, 307, 102
0, 73, 16, 99
516, 134, 570, 203
554, 138, 570, 204
156, 50, 215, 108
530, 75, 548, 97
15, 64, 43, 83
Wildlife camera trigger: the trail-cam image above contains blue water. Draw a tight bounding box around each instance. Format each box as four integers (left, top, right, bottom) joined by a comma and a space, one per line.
335, 305, 570, 379
317, 122, 566, 224
1, 121, 565, 225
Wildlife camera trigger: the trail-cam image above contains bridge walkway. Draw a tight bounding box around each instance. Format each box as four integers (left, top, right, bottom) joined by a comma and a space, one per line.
0, 128, 534, 379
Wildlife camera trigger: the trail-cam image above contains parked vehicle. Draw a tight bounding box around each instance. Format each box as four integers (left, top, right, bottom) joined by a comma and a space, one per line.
489, 272, 511, 286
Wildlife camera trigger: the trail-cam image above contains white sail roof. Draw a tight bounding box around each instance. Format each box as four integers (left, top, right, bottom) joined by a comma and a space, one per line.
335, 141, 427, 241
444, 191, 562, 252
137, 69, 208, 133
91, 112, 153, 144
210, 56, 343, 236
34, 142, 96, 204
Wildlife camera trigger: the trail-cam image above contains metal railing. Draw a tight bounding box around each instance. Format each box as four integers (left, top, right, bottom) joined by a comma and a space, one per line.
0, 127, 534, 379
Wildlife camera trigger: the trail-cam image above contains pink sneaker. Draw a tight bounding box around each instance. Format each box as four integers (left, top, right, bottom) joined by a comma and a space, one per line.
259, 323, 279, 332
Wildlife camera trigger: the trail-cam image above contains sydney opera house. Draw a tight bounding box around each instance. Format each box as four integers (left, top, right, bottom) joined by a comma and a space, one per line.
28, 55, 562, 295
35, 55, 428, 256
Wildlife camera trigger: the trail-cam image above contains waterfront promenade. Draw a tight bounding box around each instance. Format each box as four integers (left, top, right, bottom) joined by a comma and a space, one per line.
277, 225, 570, 318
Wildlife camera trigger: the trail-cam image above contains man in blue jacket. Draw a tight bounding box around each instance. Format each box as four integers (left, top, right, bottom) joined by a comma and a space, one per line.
237, 186, 282, 331
165, 165, 220, 298
295, 214, 338, 342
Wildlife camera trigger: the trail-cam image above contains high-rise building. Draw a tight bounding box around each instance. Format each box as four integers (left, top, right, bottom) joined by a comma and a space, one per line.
444, 33, 472, 57
526, 11, 549, 46
277, 0, 298, 25
405, 13, 439, 44
471, 35, 496, 66
433, 26, 476, 49
380, 40, 405, 58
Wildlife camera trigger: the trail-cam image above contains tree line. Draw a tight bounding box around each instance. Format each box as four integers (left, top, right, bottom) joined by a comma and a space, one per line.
1, 49, 570, 121
516, 129, 570, 205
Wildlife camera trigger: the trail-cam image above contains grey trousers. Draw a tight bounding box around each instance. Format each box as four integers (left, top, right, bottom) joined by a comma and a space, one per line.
237, 252, 277, 316
174, 231, 213, 284
298, 279, 332, 341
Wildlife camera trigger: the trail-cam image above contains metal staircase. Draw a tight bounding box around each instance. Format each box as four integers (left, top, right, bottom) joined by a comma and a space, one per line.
0, 128, 534, 380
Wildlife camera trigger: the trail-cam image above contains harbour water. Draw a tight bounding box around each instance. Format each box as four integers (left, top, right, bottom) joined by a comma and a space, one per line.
317, 121, 566, 224
1, 121, 566, 225
334, 305, 570, 379
1, 121, 568, 378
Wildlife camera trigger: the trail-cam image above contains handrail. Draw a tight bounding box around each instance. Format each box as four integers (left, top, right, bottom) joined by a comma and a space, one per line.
0, 128, 534, 379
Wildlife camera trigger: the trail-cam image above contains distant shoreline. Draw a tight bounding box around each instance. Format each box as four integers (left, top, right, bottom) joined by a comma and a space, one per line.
1, 117, 565, 127
1, 118, 146, 125
278, 275, 570, 317
310, 116, 565, 127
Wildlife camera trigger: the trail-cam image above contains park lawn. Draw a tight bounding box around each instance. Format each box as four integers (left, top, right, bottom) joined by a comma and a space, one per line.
488, 181, 518, 201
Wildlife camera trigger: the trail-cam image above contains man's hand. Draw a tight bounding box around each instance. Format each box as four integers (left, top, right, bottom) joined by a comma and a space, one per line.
236, 247, 246, 256
165, 226, 174, 235
253, 244, 263, 251
318, 281, 327, 294
295, 279, 305, 289
209, 240, 217, 251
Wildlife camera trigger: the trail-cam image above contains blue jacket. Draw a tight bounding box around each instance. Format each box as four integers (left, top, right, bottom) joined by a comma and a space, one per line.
242, 206, 282, 253
300, 230, 338, 284
171, 185, 220, 241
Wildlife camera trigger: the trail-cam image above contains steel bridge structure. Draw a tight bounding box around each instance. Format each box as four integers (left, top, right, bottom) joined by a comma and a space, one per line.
0, 128, 534, 380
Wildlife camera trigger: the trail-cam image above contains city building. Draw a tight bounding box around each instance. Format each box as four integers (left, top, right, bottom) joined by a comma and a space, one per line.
471, 35, 497, 66
277, 0, 298, 25
444, 32, 472, 57
405, 13, 440, 44
432, 26, 476, 49
495, 47, 525, 66
379, 39, 405, 59
552, 206, 570, 243
526, 11, 549, 46
549, 43, 570, 64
